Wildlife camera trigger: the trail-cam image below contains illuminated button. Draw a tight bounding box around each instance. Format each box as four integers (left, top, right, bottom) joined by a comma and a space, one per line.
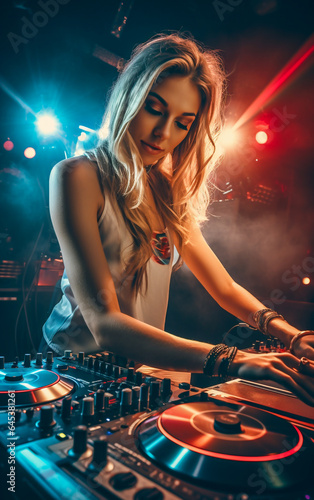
56, 432, 69, 441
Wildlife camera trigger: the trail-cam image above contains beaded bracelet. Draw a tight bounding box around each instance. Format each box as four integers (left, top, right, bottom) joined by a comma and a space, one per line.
203, 344, 228, 377
218, 346, 238, 382
289, 330, 314, 356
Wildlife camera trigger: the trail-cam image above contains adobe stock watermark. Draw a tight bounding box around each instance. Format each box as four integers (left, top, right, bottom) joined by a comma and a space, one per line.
7, 390, 17, 494
7, 0, 71, 54
213, 0, 244, 22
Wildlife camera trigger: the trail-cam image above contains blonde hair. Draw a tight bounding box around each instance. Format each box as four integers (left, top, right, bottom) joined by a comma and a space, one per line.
85, 33, 225, 294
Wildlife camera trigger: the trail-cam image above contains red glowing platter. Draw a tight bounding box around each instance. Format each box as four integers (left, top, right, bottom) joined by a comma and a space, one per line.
136, 402, 313, 493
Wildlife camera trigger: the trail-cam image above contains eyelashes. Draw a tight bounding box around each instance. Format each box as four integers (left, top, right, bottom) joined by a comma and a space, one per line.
144, 103, 189, 131
145, 103, 162, 116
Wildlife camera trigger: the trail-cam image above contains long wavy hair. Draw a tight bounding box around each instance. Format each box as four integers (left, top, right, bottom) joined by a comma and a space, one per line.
85, 33, 225, 294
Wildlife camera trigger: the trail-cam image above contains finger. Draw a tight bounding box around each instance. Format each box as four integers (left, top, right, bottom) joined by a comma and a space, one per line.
273, 357, 314, 394
297, 357, 314, 376
275, 352, 314, 376
270, 367, 314, 406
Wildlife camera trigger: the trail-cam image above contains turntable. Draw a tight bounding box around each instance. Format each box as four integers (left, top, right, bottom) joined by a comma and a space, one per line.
136, 401, 313, 495
0, 352, 313, 500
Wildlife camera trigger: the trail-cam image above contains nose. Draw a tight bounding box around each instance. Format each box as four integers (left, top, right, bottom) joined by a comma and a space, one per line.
153, 117, 171, 140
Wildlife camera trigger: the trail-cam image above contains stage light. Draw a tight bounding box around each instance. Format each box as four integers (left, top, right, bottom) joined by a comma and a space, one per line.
78, 132, 87, 142
255, 131, 268, 145
302, 277, 311, 285
217, 127, 241, 153
74, 147, 85, 157
36, 112, 59, 136
24, 147, 36, 159
3, 139, 14, 151
98, 121, 110, 140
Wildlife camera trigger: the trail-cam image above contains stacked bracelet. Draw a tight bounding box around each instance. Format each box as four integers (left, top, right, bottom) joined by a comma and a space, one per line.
252, 308, 285, 335
289, 330, 314, 356
218, 346, 238, 382
203, 344, 228, 377
203, 344, 238, 381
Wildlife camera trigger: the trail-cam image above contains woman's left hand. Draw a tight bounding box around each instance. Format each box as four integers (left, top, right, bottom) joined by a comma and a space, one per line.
290, 332, 314, 361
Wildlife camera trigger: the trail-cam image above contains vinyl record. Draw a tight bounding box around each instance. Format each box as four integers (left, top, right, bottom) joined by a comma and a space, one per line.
136, 402, 312, 492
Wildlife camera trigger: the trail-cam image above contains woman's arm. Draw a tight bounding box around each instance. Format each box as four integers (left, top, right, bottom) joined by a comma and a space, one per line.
49, 160, 314, 404
49, 157, 210, 371
176, 223, 301, 347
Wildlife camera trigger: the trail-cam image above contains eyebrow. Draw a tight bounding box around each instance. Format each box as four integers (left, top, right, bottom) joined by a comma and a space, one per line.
148, 92, 196, 117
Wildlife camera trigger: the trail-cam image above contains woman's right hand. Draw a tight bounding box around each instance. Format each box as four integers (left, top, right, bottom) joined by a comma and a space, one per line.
229, 350, 314, 406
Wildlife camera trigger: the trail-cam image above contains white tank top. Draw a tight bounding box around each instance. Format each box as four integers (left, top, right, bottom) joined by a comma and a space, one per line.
42, 189, 174, 355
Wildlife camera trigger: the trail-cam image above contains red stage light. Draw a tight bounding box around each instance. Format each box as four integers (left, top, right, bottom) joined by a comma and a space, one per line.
3, 140, 14, 151
24, 147, 36, 159
255, 131, 268, 145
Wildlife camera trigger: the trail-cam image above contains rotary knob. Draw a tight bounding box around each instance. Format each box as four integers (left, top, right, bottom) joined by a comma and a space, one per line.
35, 353, 43, 366
61, 396, 72, 420
37, 405, 56, 429
46, 351, 54, 364
134, 487, 164, 500
110, 472, 137, 491
90, 438, 108, 468
132, 386, 141, 411
78, 352, 85, 365
69, 425, 88, 456
95, 389, 105, 411
140, 383, 149, 410
23, 354, 31, 368
120, 388, 132, 415
81, 397, 94, 422
88, 357, 95, 369
135, 371, 143, 385
161, 378, 171, 398
127, 367, 134, 382
150, 380, 161, 406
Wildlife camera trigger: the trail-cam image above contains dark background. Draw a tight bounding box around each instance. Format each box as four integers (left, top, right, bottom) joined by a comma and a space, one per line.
0, 0, 313, 360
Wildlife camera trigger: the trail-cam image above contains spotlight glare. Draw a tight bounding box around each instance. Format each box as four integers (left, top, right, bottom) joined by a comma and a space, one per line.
217, 127, 241, 154
256, 131, 268, 145
36, 113, 59, 136
74, 147, 85, 157
24, 147, 36, 159
98, 117, 110, 140
3, 140, 14, 151
302, 277, 311, 285
78, 132, 87, 142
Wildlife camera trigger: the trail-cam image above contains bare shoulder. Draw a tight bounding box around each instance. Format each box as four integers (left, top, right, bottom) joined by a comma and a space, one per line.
50, 155, 101, 189
50, 155, 105, 216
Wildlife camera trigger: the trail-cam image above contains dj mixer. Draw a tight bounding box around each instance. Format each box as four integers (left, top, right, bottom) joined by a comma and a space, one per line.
0, 348, 313, 500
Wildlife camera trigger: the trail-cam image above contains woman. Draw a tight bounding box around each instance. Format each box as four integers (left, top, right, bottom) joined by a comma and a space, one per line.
42, 33, 314, 404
